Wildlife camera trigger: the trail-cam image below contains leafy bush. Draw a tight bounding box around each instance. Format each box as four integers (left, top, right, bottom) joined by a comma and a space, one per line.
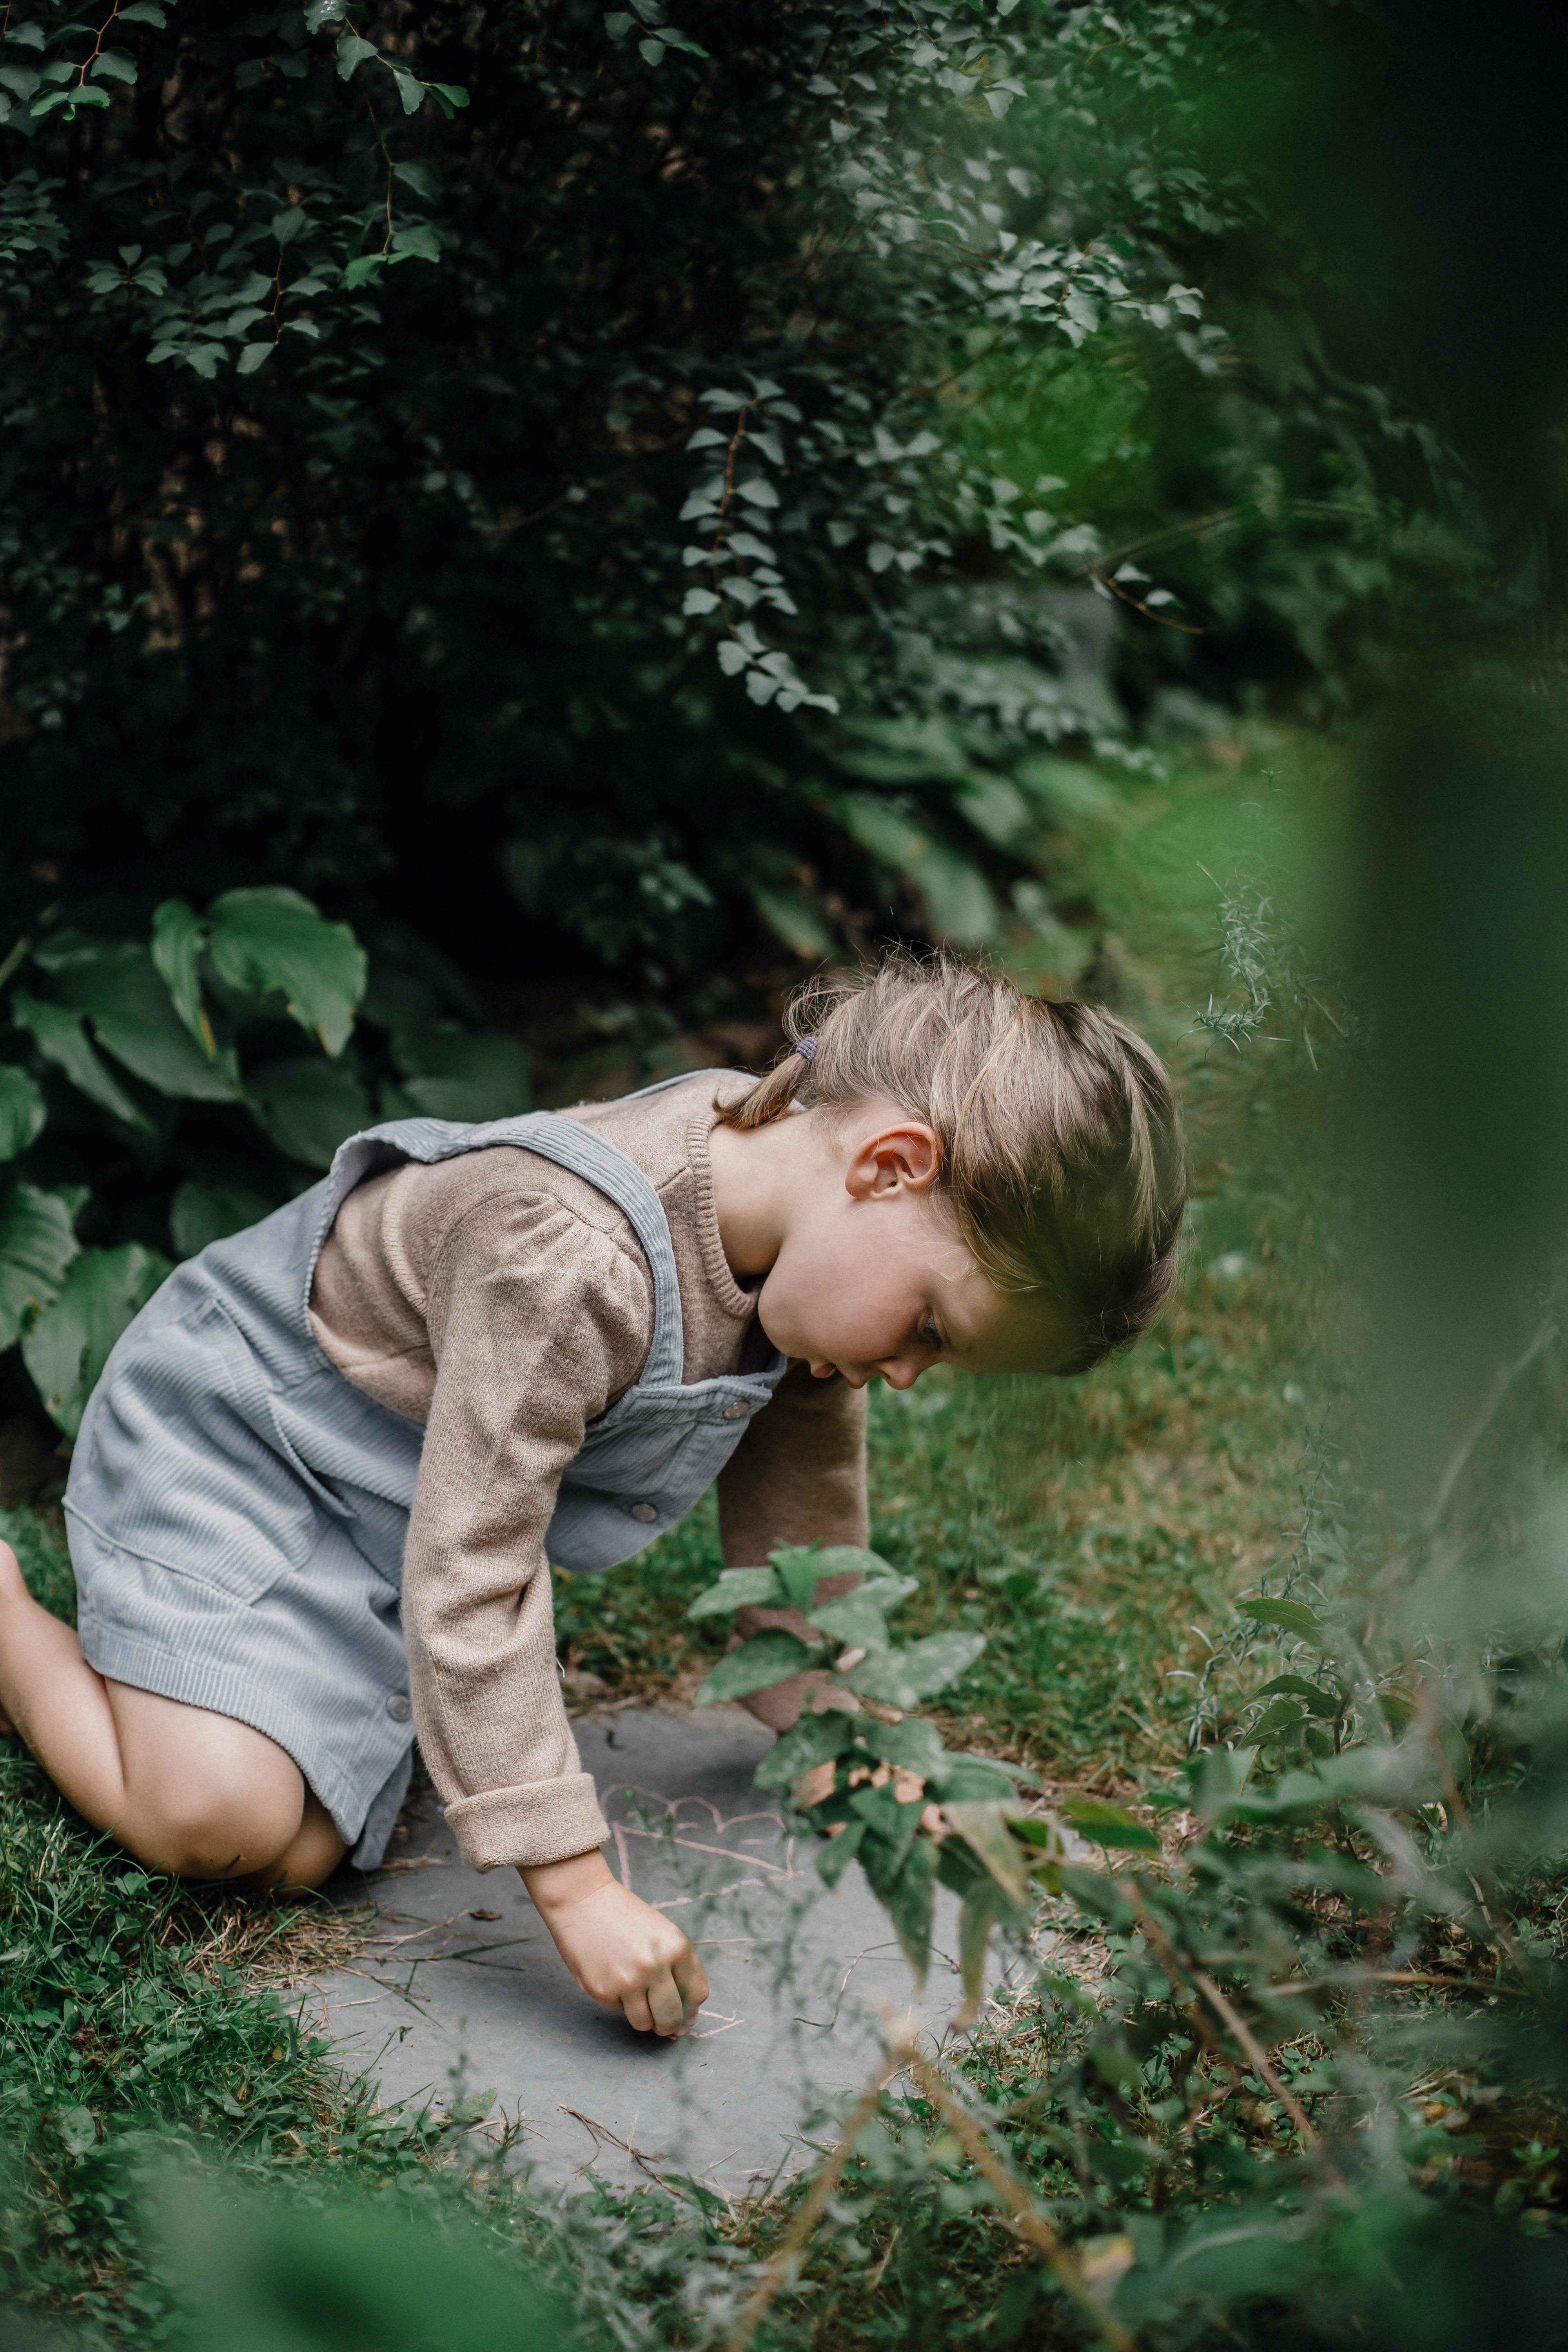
0, 0, 1469, 1008
0, 890, 527, 1435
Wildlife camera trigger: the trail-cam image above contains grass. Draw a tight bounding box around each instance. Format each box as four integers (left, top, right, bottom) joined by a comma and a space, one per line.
0, 737, 1344, 2343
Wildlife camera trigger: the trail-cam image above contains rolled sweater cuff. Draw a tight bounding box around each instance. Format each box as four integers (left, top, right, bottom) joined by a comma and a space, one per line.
443, 1771, 609, 1873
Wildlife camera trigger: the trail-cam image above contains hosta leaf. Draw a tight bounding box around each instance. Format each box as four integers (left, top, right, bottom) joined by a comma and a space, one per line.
385, 1022, 532, 1121
24, 1243, 169, 1437
151, 899, 212, 1053
0, 1183, 80, 1350
10, 993, 150, 1129
207, 887, 366, 1056
844, 1630, 986, 1709
246, 1059, 370, 1170
688, 1566, 786, 1619
47, 944, 239, 1102
0, 1066, 46, 1162
169, 1178, 276, 1260
693, 1628, 812, 1704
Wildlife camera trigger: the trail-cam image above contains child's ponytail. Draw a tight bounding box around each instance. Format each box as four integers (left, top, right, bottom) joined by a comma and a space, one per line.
716, 951, 1188, 1370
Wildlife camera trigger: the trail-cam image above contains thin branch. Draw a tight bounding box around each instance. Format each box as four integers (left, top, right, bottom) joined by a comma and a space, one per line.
722, 2049, 900, 2352
904, 2054, 1137, 2352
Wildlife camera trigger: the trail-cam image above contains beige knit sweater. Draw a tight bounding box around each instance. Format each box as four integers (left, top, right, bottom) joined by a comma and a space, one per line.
307, 1076, 868, 1872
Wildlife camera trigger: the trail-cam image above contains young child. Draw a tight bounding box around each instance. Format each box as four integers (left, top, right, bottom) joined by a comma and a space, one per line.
0, 955, 1185, 2040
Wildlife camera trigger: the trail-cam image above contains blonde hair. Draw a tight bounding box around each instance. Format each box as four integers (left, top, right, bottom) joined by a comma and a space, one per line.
716, 952, 1187, 1372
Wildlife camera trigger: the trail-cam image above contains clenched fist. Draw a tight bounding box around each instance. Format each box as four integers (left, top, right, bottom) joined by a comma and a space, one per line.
520, 1848, 708, 2036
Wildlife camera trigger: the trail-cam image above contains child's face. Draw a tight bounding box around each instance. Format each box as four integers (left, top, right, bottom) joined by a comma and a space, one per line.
751, 1111, 1076, 1388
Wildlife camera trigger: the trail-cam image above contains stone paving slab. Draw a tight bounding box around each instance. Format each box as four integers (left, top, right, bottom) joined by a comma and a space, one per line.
308, 1704, 1034, 2198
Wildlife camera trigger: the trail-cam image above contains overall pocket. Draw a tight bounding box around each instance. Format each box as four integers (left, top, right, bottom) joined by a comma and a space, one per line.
65, 1297, 335, 1602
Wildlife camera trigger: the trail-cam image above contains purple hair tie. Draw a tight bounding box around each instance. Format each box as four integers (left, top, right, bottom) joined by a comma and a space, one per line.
793, 1036, 817, 1063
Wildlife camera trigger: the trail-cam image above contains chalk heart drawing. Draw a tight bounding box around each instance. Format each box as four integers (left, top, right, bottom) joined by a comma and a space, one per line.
306, 1705, 1034, 2196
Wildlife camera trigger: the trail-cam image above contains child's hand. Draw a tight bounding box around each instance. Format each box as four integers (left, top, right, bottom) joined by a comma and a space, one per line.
520, 1849, 707, 2036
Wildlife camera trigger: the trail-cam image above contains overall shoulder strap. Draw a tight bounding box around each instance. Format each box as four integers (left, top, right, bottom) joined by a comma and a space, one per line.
312, 1109, 687, 1388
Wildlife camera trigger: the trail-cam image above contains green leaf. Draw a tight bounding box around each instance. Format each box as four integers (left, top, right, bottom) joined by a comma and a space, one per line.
850, 1782, 925, 1878
393, 159, 440, 203
752, 1708, 857, 1791
0, 1183, 80, 1350
844, 1630, 986, 1710
10, 993, 151, 1129
657, 2173, 728, 2218
387, 65, 425, 115
168, 1178, 274, 1260
1239, 1597, 1325, 1641
1060, 1797, 1161, 1853
0, 1066, 46, 1162
56, 2105, 96, 2156
687, 1566, 786, 1619
336, 29, 377, 78
245, 1059, 370, 1171
90, 48, 136, 81
935, 1755, 1022, 1804
769, 1541, 831, 1612
958, 1879, 1009, 2013
151, 899, 211, 1053
859, 1717, 948, 1778
1254, 1673, 1342, 1720
118, 2, 168, 22
815, 1819, 865, 1888
207, 887, 366, 1055
48, 945, 240, 1102
24, 1243, 169, 1438
749, 885, 835, 960
880, 1835, 936, 1982
693, 1628, 813, 1704
423, 80, 468, 107
236, 342, 271, 376
810, 1579, 917, 1653
343, 254, 387, 290
838, 796, 1002, 946
387, 1022, 532, 1120
942, 1801, 1032, 1909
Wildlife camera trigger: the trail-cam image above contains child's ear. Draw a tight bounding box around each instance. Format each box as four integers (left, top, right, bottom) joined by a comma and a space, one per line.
845, 1123, 942, 1200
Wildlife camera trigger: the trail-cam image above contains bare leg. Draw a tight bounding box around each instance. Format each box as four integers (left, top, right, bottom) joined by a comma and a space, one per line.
0, 1542, 347, 1888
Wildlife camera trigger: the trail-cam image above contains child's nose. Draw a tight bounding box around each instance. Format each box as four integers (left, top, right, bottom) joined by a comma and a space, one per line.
878, 1357, 926, 1390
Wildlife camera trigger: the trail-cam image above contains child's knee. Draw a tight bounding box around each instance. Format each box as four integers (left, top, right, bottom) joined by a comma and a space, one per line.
127, 1764, 305, 1881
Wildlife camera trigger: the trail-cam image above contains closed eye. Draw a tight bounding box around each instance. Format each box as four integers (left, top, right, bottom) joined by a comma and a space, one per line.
917, 1314, 943, 1350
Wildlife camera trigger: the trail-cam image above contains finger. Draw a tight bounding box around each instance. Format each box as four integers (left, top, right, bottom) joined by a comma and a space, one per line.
647, 1967, 688, 2038
673, 1946, 709, 2019
621, 1987, 655, 2034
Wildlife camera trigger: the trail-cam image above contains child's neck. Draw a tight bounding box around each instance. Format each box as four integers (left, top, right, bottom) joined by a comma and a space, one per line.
707, 1110, 819, 1281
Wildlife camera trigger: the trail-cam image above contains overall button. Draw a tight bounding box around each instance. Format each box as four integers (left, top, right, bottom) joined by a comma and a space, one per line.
628, 1501, 658, 1523
386, 1693, 412, 1722
722, 1401, 749, 1421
